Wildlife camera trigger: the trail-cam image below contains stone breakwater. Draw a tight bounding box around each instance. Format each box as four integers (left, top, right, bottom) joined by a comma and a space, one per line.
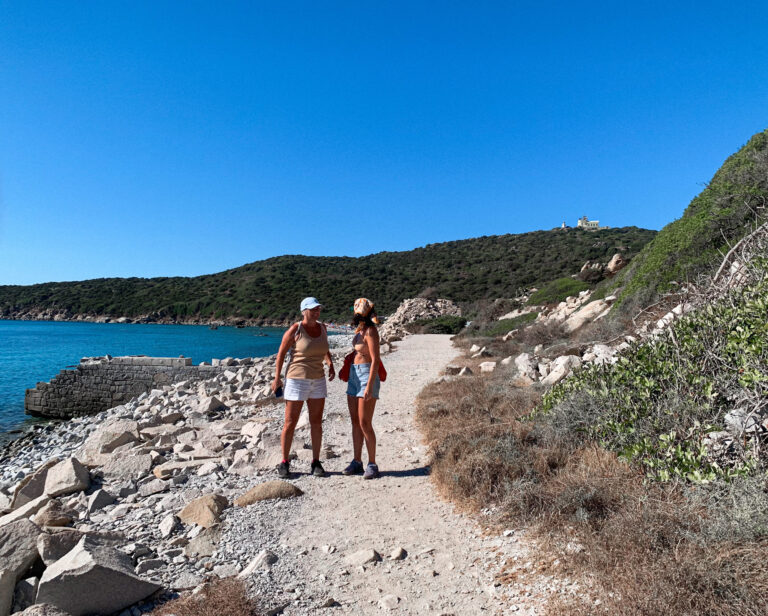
24, 357, 228, 420
0, 336, 352, 616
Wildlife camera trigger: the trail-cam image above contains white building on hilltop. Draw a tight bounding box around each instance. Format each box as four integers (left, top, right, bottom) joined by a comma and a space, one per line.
577, 216, 600, 229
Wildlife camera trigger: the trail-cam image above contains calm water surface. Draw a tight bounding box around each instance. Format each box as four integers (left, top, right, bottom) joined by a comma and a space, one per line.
0, 320, 285, 433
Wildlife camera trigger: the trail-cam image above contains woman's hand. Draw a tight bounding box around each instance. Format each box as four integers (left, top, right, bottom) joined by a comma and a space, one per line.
363, 385, 372, 401
327, 364, 336, 382
271, 376, 283, 393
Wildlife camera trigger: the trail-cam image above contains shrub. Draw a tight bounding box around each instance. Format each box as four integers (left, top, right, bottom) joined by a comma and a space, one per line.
527, 278, 591, 306
406, 315, 467, 334
151, 578, 263, 616
479, 312, 537, 337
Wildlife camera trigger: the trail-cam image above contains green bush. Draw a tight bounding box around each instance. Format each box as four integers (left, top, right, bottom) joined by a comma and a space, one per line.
539, 262, 768, 482
407, 315, 467, 334
613, 128, 768, 314
527, 277, 591, 306
480, 311, 537, 336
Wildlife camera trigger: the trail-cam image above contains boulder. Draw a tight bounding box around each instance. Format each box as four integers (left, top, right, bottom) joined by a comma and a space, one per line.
605, 253, 627, 274
11, 459, 60, 509
178, 494, 229, 528
0, 518, 41, 581
86, 489, 115, 513
43, 459, 90, 498
238, 550, 278, 577
183, 525, 221, 558
562, 299, 610, 333
197, 396, 227, 414
80, 420, 140, 457
479, 361, 497, 373
240, 421, 269, 440
138, 479, 169, 497
153, 459, 215, 479
12, 576, 38, 613
346, 548, 381, 566
158, 514, 178, 539
32, 501, 75, 527
100, 454, 153, 481
0, 571, 14, 616
514, 353, 538, 380
234, 481, 304, 506
0, 495, 50, 528
540, 355, 582, 386
35, 536, 161, 616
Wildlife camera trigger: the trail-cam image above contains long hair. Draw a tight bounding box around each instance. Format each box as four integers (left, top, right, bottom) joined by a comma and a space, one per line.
352, 311, 378, 333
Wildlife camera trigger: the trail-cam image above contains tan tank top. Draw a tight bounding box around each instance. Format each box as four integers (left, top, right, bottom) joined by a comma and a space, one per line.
286, 323, 329, 379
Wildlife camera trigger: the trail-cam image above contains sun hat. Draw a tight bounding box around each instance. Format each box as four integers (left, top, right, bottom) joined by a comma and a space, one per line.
300, 297, 322, 311
353, 298, 380, 324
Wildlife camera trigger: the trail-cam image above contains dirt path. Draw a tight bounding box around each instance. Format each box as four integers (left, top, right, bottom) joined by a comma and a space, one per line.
257, 334, 542, 615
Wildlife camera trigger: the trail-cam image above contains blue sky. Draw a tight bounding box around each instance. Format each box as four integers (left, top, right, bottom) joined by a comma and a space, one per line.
1, 2, 767, 285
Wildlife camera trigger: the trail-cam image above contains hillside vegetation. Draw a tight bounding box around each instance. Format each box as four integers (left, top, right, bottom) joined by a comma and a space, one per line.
417, 129, 768, 615
613, 128, 768, 313
0, 227, 653, 322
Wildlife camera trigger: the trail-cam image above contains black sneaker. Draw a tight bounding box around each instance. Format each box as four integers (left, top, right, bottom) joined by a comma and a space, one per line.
311, 460, 326, 477
342, 460, 364, 475
277, 461, 291, 478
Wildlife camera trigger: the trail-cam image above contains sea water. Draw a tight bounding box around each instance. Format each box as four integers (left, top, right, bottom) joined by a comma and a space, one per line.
0, 320, 285, 434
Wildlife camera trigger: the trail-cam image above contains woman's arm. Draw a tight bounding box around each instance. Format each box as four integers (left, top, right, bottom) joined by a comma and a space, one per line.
364, 327, 380, 400
272, 323, 299, 392
325, 350, 336, 381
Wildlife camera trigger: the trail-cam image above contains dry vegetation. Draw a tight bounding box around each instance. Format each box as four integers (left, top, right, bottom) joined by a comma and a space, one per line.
150, 578, 263, 616
417, 367, 768, 615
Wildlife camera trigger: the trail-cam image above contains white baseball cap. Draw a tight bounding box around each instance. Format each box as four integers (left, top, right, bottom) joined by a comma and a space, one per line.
300, 297, 322, 311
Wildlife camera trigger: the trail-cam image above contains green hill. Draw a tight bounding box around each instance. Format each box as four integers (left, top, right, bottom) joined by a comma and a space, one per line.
0, 227, 654, 322
612, 128, 768, 313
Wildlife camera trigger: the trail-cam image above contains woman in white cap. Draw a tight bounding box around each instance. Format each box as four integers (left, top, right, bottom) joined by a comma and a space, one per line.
343, 297, 382, 479
272, 297, 335, 478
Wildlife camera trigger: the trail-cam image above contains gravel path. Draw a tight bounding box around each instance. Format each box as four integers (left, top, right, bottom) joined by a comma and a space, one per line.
233, 334, 543, 615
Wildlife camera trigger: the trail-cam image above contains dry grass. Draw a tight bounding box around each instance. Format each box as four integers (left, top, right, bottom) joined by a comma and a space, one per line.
416, 372, 768, 616
151, 578, 263, 616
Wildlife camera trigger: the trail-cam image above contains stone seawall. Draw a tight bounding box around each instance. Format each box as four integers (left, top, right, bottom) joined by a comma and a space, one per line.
24, 356, 227, 419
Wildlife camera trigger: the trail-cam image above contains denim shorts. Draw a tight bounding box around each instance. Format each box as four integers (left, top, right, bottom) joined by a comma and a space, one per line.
346, 363, 380, 399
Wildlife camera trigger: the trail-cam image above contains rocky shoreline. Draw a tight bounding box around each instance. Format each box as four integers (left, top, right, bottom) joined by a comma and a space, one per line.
1, 310, 294, 328
0, 335, 354, 616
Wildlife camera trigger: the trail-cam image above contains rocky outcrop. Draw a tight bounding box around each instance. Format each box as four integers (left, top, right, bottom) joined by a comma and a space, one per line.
379, 298, 461, 342
35, 536, 161, 616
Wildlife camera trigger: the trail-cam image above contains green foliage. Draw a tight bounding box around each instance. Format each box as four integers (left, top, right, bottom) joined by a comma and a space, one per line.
527, 277, 591, 305
538, 267, 768, 482
479, 311, 537, 336
408, 315, 467, 334
0, 227, 654, 321
613, 128, 768, 314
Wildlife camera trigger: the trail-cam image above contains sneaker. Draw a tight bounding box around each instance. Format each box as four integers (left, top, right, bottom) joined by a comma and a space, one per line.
363, 463, 380, 480
343, 460, 364, 475
311, 460, 326, 477
276, 461, 290, 478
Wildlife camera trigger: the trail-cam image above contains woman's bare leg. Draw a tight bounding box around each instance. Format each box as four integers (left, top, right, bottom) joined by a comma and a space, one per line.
280, 400, 304, 461
347, 395, 364, 462
358, 397, 377, 465
306, 397, 325, 461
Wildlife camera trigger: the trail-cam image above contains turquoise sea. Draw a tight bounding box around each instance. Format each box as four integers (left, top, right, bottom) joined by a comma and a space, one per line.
0, 320, 285, 434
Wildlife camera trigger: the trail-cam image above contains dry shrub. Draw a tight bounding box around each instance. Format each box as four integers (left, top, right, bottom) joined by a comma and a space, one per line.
151, 578, 262, 616
517, 320, 568, 348
417, 373, 768, 616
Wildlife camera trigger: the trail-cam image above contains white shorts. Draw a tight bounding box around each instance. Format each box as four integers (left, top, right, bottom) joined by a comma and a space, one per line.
284, 377, 327, 401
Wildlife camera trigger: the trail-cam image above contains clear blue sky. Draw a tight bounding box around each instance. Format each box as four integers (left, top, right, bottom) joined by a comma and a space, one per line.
2, 1, 767, 285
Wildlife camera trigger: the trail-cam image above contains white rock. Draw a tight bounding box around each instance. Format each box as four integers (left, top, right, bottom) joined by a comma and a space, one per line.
44, 458, 90, 498
238, 550, 278, 577
479, 362, 496, 373
345, 548, 381, 566
35, 536, 161, 616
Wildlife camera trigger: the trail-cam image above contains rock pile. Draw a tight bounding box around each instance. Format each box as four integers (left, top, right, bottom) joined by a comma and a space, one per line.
378, 298, 461, 342
0, 348, 350, 616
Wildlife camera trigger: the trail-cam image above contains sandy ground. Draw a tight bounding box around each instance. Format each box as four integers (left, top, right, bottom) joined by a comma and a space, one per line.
265, 334, 543, 615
